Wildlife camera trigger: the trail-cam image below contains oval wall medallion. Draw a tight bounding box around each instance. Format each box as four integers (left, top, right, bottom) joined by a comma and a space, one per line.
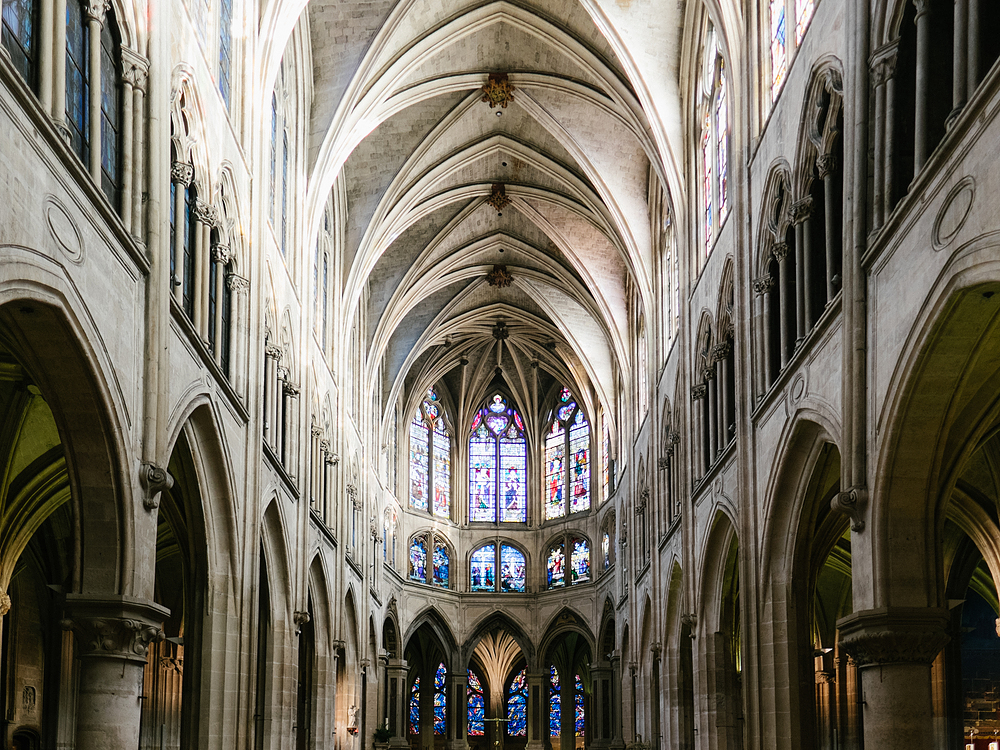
932, 176, 975, 251
789, 373, 807, 405
44, 196, 84, 264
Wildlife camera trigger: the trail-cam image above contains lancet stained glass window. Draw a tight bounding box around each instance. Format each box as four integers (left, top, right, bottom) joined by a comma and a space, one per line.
507, 667, 527, 736
715, 60, 729, 217
795, 0, 815, 44
98, 14, 120, 206
468, 670, 485, 736
410, 389, 450, 518
547, 542, 565, 588
409, 676, 420, 734
571, 539, 591, 584
470, 543, 495, 591
409, 538, 427, 583
433, 540, 449, 587
545, 389, 590, 519
66, 1, 89, 164
602, 532, 611, 570
410, 533, 449, 588
433, 663, 447, 735
770, 0, 787, 99
548, 535, 590, 589
549, 666, 561, 737
469, 394, 526, 523
574, 675, 585, 735
499, 544, 526, 592
2, 0, 38, 88
602, 409, 611, 501
471, 543, 525, 593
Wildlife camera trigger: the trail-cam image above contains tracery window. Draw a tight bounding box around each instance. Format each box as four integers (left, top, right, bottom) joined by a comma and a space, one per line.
268, 62, 294, 257
408, 532, 450, 588
409, 388, 451, 518
467, 669, 485, 736
433, 663, 447, 735
544, 388, 590, 520
546, 535, 590, 589
2, 0, 38, 89
470, 542, 526, 593
506, 666, 527, 736
469, 394, 527, 523
699, 30, 729, 254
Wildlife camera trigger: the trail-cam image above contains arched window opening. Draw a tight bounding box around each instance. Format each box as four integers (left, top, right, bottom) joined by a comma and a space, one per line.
506, 667, 527, 737
469, 394, 527, 523
269, 92, 277, 225
547, 535, 590, 589
544, 388, 590, 520
601, 513, 615, 572
470, 542, 526, 593
433, 663, 447, 735
408, 533, 450, 589
601, 408, 612, 502
468, 669, 486, 736
2, 0, 39, 89
409, 388, 451, 518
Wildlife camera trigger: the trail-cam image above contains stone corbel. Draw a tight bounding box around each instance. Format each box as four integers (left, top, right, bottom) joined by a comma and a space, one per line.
140, 462, 174, 511
226, 274, 249, 293
680, 613, 697, 636
121, 48, 149, 92
831, 485, 867, 532
691, 383, 707, 401
293, 610, 311, 635
0, 590, 10, 616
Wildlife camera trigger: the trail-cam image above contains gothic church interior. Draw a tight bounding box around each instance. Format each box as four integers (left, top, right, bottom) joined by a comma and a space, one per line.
1, 0, 1000, 748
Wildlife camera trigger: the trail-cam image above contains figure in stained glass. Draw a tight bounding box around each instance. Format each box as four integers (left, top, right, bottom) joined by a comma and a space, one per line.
770, 0, 787, 98
546, 390, 590, 519
409, 538, 427, 583
549, 666, 561, 737
433, 541, 449, 587
571, 540, 590, 584
507, 667, 527, 737
410, 411, 429, 512
434, 663, 447, 735
469, 394, 527, 523
574, 674, 585, 735
547, 543, 565, 588
411, 389, 450, 517
471, 544, 496, 592
602, 532, 611, 570
468, 670, 485, 736
500, 545, 526, 592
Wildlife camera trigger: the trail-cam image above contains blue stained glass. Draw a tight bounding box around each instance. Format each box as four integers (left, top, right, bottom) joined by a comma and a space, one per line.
507, 668, 527, 737
486, 414, 508, 434
468, 670, 485, 736
99, 16, 118, 205
549, 666, 561, 736
471, 544, 495, 591
558, 402, 576, 422
571, 540, 590, 584
499, 430, 526, 523
559, 387, 572, 402
574, 674, 584, 735
434, 663, 447, 735
410, 413, 429, 512
409, 676, 420, 734
2, 0, 38, 86
65, 1, 89, 163
547, 544, 565, 589
433, 541, 449, 588
770, 0, 787, 98
500, 545, 526, 592
409, 538, 427, 583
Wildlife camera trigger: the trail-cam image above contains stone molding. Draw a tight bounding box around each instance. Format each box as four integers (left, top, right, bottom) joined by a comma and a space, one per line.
837, 607, 950, 667
691, 383, 707, 400
62, 595, 169, 664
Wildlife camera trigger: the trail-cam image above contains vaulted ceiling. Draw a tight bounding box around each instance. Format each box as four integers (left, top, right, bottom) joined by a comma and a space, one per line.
268, 0, 687, 430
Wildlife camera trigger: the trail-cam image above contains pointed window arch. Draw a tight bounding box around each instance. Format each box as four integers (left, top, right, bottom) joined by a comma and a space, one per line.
409, 388, 451, 518
544, 388, 590, 520
699, 29, 729, 255
469, 393, 527, 523
408, 532, 450, 589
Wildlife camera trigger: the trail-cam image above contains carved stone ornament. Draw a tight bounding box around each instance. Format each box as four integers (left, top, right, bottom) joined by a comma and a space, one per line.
283, 382, 300, 398
486, 183, 511, 214
657, 457, 670, 470
85, 0, 111, 23
869, 42, 899, 87
170, 161, 194, 187
211, 244, 232, 264
713, 340, 732, 361
311, 424, 324, 439
771, 242, 789, 262
121, 48, 149, 90
791, 197, 814, 224
753, 274, 775, 296
702, 363, 716, 381
670, 431, 680, 445
226, 274, 249, 293
481, 73, 515, 109
62, 596, 169, 664
0, 590, 10, 616
140, 462, 174, 511
193, 200, 217, 225
293, 610, 311, 632
680, 613, 697, 634
691, 383, 707, 400
486, 264, 513, 288
346, 483, 358, 500
831, 485, 867, 532
816, 154, 837, 179
492, 319, 509, 340
265, 344, 282, 361
837, 607, 951, 667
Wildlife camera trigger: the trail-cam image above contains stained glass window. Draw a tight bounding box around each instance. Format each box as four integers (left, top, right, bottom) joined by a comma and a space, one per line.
281, 132, 288, 255
219, 0, 233, 107
715, 61, 728, 218
98, 13, 119, 206
471, 543, 496, 592
574, 674, 585, 735
569, 411, 590, 513
602, 532, 611, 570
269, 94, 277, 224
500, 545, 526, 592
433, 663, 447, 735
770, 0, 787, 99
702, 116, 712, 252
571, 539, 590, 584
409, 538, 427, 583
547, 543, 565, 589
409, 676, 420, 734
433, 540, 449, 588
545, 421, 565, 519
795, 0, 815, 44
469, 394, 526, 523
468, 670, 485, 736
2, 0, 38, 88
549, 666, 561, 737
545, 390, 590, 519
507, 667, 527, 736
602, 409, 610, 501
66, 0, 89, 164
410, 388, 450, 517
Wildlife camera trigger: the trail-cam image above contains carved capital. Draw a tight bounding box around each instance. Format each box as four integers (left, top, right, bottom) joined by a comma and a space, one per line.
265, 344, 282, 361
121, 48, 149, 91
670, 431, 680, 445
791, 197, 814, 224
62, 596, 169, 664
771, 242, 789, 262
816, 154, 837, 179
911, 0, 930, 17
0, 590, 10, 616
193, 200, 216, 225
85, 0, 110, 23
326, 452, 340, 466
657, 457, 670, 470
311, 424, 324, 439
831, 485, 867, 532
140, 462, 174, 511
691, 383, 707, 400
701, 363, 716, 381
211, 244, 232, 264
170, 161, 194, 187
870, 43, 899, 87
226, 274, 249, 293
293, 610, 311, 633
283, 382, 300, 398
713, 340, 732, 361
753, 274, 775, 296
346, 483, 358, 500
837, 607, 950, 667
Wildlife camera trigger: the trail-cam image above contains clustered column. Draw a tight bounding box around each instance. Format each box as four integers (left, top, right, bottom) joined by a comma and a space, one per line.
192, 200, 215, 336
120, 48, 148, 237
754, 273, 775, 391
386, 658, 409, 747
691, 384, 707, 478
871, 46, 897, 227
263, 343, 281, 450
524, 670, 545, 750
792, 198, 814, 336
170, 161, 194, 300
773, 242, 791, 368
